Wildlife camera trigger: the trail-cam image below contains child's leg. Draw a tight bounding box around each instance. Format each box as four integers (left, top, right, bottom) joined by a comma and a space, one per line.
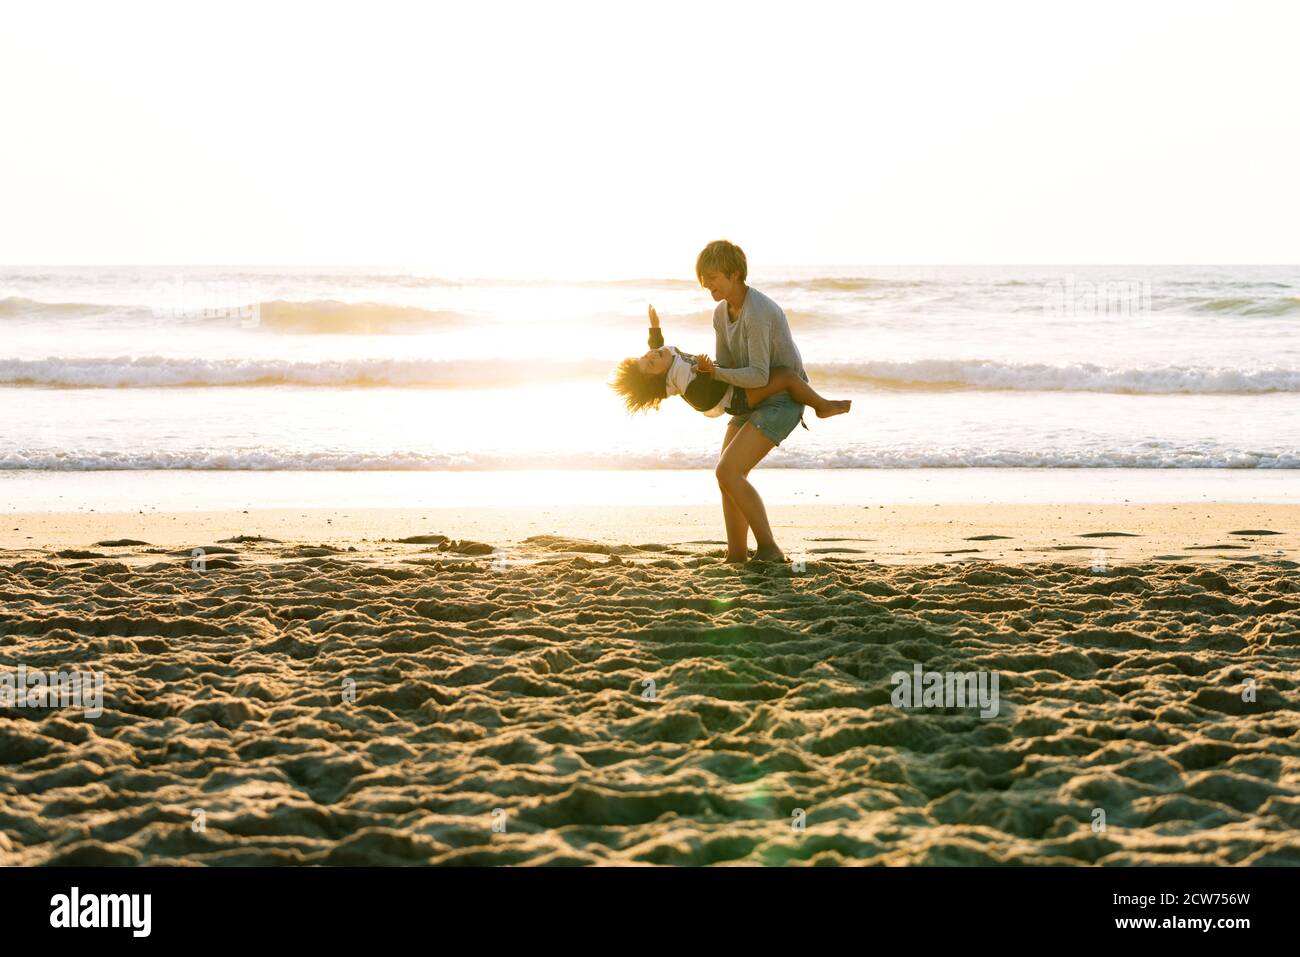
743, 367, 851, 418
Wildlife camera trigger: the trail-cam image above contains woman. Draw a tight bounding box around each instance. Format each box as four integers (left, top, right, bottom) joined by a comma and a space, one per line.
698, 241, 809, 564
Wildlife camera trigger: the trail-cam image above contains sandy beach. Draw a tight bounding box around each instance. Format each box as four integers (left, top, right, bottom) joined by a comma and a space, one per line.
2, 502, 1296, 866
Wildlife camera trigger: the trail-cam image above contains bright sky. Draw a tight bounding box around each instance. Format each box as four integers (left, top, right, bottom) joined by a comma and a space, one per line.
3, 0, 1297, 273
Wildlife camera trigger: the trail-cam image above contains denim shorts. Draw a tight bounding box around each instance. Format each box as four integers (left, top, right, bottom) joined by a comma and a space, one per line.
728, 391, 805, 446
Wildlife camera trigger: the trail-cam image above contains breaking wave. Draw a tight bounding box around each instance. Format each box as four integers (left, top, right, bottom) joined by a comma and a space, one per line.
2, 355, 1295, 393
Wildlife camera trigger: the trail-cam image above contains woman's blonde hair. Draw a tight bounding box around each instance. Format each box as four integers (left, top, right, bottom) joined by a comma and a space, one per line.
695, 239, 747, 283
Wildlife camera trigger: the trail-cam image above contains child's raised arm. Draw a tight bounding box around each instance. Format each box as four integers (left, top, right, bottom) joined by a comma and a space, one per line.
647, 304, 664, 349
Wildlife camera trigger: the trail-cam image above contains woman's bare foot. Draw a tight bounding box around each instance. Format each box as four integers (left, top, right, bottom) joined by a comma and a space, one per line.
725, 552, 748, 564
814, 399, 852, 418
752, 544, 785, 563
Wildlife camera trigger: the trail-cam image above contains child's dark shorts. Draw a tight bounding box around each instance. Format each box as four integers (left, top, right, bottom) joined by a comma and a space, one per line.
723, 387, 749, 416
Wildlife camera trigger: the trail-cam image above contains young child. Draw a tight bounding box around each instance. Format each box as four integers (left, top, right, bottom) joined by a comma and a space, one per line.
611, 305, 851, 419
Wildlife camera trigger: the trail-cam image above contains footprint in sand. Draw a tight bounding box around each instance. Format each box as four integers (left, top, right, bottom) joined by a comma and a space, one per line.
965, 534, 1011, 541
169, 546, 240, 557
1229, 529, 1283, 536
1077, 531, 1142, 538
278, 545, 344, 558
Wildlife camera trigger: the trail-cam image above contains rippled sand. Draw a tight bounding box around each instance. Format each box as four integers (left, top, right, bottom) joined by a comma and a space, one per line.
2, 534, 1298, 865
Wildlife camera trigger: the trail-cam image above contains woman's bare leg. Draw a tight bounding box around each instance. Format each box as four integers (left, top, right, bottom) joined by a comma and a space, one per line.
743, 367, 851, 418
716, 422, 782, 561
719, 421, 750, 562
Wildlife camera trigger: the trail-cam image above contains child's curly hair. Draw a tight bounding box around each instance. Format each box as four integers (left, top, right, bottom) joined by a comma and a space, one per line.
609, 357, 668, 413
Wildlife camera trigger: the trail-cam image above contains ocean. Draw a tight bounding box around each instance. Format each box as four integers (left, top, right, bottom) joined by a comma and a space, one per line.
1, 264, 1296, 480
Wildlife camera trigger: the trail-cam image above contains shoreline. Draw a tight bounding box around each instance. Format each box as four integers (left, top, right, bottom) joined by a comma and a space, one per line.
2, 502, 1294, 565
2, 468, 1299, 515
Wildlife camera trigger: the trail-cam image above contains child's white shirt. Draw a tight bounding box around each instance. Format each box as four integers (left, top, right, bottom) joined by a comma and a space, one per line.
662, 346, 733, 417
663, 348, 695, 397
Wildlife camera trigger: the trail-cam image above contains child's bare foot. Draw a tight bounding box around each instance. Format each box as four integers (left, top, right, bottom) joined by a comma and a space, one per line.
815, 399, 852, 418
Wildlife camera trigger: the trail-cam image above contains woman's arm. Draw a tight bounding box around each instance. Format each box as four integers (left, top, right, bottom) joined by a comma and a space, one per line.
648, 304, 664, 349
